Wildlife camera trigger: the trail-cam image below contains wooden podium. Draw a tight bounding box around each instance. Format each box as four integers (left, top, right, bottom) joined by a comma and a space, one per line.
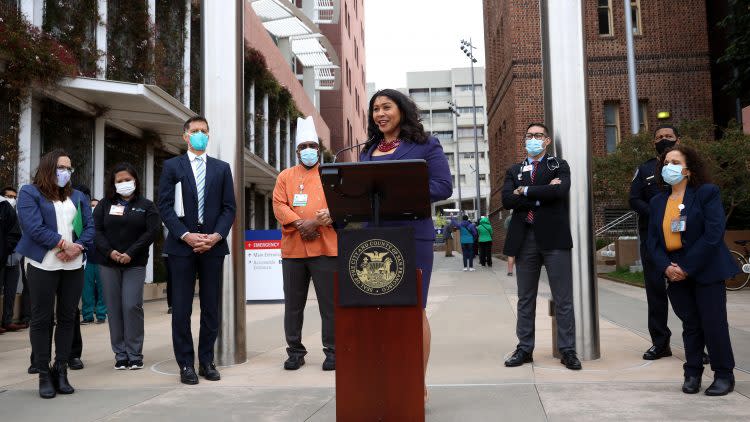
321, 160, 429, 422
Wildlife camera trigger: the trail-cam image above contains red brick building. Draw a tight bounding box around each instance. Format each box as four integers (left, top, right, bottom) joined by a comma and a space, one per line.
483, 0, 714, 254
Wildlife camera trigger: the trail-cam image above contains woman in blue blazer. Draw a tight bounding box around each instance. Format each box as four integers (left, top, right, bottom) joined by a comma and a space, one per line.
16, 149, 94, 399
647, 145, 738, 397
360, 89, 453, 402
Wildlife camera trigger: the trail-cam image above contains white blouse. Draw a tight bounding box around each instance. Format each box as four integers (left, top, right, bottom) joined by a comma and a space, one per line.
28, 198, 83, 271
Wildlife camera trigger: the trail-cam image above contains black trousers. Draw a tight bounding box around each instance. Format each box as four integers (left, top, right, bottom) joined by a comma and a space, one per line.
282, 256, 336, 358
27, 265, 84, 367
667, 278, 735, 379
29, 308, 83, 365
169, 254, 224, 368
163, 255, 173, 308
640, 232, 671, 349
478, 241, 493, 267
19, 260, 31, 323
2, 264, 20, 326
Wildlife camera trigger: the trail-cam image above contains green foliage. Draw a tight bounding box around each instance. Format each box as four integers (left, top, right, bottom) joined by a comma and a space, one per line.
42, 0, 100, 76
154, 0, 187, 98
592, 131, 653, 207
717, 0, 750, 103
106, 0, 153, 83
605, 267, 645, 288
434, 213, 448, 228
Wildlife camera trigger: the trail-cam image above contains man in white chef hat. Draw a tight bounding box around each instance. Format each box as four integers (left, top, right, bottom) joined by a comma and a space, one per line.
271, 116, 337, 371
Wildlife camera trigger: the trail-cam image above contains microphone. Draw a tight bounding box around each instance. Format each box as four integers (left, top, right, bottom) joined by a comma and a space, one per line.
333, 136, 375, 163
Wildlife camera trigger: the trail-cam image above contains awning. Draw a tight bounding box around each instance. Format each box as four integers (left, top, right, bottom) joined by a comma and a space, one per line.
42, 77, 279, 190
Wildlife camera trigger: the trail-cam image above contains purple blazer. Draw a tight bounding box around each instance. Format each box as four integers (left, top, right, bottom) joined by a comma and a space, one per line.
359, 136, 453, 240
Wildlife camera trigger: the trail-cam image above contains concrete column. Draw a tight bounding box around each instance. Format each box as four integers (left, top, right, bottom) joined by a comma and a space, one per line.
263, 193, 269, 229
285, 115, 291, 168
541, 0, 600, 360
202, 0, 246, 366
20, 0, 43, 26
145, 144, 155, 283
182, 0, 191, 107
302, 66, 317, 109
17, 94, 41, 187
93, 118, 106, 200
263, 94, 269, 162
275, 119, 281, 171
96, 0, 108, 79
247, 82, 255, 154
248, 187, 255, 230
277, 37, 294, 70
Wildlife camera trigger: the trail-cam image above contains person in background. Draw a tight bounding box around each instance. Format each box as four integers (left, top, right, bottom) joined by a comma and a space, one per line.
359, 89, 453, 403
459, 215, 478, 272
272, 116, 337, 372
503, 211, 515, 276
16, 149, 94, 398
1, 187, 22, 334
477, 216, 494, 268
647, 145, 737, 396
81, 198, 106, 325
95, 162, 160, 371
443, 218, 454, 257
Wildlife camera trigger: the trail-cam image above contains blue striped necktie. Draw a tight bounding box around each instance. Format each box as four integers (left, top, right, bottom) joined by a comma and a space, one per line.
195, 155, 205, 223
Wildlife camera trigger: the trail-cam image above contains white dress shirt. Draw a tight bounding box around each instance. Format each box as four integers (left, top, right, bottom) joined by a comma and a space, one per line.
28, 198, 83, 271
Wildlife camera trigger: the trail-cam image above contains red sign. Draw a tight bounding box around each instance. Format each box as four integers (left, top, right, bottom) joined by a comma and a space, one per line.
245, 240, 281, 250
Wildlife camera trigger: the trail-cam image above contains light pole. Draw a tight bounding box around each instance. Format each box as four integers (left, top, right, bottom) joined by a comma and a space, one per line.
460, 38, 482, 216
447, 99, 462, 213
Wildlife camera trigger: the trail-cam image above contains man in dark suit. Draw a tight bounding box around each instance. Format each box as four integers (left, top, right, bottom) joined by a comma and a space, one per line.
158, 116, 236, 385
501, 123, 581, 370
629, 124, 680, 360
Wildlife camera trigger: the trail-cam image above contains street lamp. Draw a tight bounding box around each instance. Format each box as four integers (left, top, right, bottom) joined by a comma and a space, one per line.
460, 38, 482, 216
447, 99, 462, 213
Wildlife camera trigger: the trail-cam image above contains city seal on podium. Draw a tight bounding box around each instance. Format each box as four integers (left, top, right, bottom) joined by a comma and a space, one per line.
348, 239, 406, 295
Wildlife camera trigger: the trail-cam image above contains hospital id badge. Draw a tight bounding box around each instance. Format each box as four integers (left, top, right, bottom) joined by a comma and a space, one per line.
109, 205, 125, 216
670, 216, 686, 233
293, 194, 308, 207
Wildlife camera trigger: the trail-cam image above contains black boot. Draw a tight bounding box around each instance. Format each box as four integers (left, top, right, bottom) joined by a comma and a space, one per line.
38, 367, 56, 399
51, 361, 75, 394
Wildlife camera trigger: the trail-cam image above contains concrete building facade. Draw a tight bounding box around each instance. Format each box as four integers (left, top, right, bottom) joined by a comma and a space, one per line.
483, 0, 715, 253
406, 68, 491, 218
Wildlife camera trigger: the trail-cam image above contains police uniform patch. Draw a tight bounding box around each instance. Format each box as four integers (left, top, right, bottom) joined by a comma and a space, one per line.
348, 239, 406, 296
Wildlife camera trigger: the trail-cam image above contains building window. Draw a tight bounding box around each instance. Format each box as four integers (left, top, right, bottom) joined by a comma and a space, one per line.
638, 100, 648, 133
598, 0, 613, 36
459, 175, 466, 184
420, 111, 430, 123
434, 131, 453, 142
431, 110, 452, 122
408, 88, 429, 102
445, 152, 454, 163
604, 102, 620, 154
458, 106, 484, 115
431, 87, 451, 99
462, 152, 485, 159
479, 174, 486, 182
457, 126, 484, 138
631, 0, 642, 35
456, 84, 482, 93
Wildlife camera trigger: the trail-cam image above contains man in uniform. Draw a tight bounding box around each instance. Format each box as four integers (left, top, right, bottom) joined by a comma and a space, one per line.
629, 124, 679, 360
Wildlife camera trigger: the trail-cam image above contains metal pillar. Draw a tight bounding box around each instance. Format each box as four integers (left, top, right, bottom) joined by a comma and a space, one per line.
541, 0, 600, 360
202, 0, 246, 366
448, 100, 462, 211
469, 56, 481, 215
624, 0, 639, 134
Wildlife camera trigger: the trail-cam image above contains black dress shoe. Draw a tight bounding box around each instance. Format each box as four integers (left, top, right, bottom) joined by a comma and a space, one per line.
68, 357, 84, 370
28, 364, 39, 374
682, 376, 701, 394
322, 354, 335, 371
284, 355, 305, 370
504, 348, 533, 367
561, 350, 582, 370
199, 363, 221, 381
180, 366, 199, 385
643, 345, 672, 360
38, 368, 56, 399
705, 376, 734, 396
51, 361, 75, 394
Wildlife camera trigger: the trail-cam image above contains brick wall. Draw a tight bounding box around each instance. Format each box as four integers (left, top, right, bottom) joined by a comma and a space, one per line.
484, 0, 713, 256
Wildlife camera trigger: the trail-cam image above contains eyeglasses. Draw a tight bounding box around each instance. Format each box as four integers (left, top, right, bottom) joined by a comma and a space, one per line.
524, 133, 547, 140
57, 166, 75, 173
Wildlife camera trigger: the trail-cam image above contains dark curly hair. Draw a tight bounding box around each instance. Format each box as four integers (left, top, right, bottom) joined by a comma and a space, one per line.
655, 144, 711, 189
364, 89, 428, 152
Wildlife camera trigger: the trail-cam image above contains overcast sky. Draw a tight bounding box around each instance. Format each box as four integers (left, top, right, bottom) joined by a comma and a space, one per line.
364, 0, 486, 90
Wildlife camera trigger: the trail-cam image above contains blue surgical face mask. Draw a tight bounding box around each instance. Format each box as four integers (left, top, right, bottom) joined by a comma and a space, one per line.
56, 169, 71, 187
661, 163, 686, 185
189, 131, 209, 151
525, 139, 545, 157
300, 147, 319, 167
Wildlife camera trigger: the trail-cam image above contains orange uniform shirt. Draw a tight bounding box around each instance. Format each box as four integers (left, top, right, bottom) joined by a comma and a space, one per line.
662, 193, 684, 252
272, 164, 338, 258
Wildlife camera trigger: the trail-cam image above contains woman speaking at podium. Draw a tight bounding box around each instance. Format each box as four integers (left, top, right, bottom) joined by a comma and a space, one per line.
360, 89, 453, 402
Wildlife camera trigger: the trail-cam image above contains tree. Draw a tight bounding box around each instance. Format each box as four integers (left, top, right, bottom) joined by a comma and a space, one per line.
592, 132, 653, 208
717, 0, 750, 104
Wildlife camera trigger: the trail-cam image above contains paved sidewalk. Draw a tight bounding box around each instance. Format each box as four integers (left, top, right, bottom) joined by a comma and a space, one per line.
1, 252, 749, 421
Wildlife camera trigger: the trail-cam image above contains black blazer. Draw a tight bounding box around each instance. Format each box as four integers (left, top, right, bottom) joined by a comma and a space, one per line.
0, 201, 21, 264
501, 155, 573, 255
93, 196, 161, 267
646, 184, 739, 284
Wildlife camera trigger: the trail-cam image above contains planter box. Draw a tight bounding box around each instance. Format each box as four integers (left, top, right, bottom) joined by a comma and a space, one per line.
615, 238, 640, 268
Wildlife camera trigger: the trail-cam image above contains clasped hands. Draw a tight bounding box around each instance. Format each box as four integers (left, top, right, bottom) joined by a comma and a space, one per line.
513, 178, 561, 195
183, 232, 222, 254
55, 241, 84, 262
109, 250, 133, 264
665, 262, 687, 282
294, 209, 332, 241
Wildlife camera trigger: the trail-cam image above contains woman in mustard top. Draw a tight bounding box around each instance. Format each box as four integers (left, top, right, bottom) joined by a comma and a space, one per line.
647, 145, 738, 397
